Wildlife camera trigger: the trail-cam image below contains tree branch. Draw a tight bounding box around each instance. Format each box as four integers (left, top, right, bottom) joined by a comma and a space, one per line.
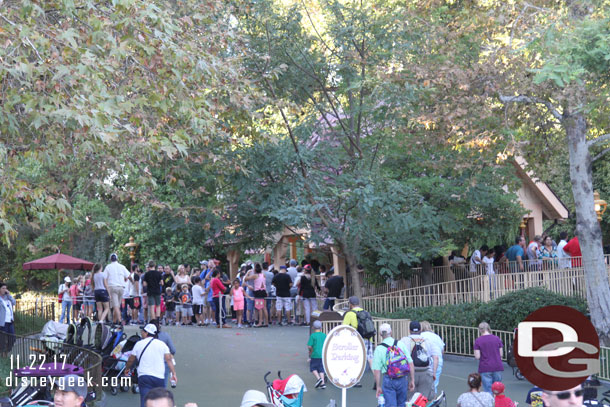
587, 133, 610, 148
0, 12, 44, 62
592, 147, 610, 162
498, 94, 563, 122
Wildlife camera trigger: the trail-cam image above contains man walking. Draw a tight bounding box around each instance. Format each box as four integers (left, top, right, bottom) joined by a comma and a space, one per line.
400, 321, 440, 400
143, 260, 163, 321
125, 324, 177, 407
342, 296, 375, 386
373, 323, 415, 407
104, 253, 130, 324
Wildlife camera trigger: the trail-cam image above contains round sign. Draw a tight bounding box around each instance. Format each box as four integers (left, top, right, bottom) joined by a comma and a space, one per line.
322, 325, 367, 389
513, 305, 600, 391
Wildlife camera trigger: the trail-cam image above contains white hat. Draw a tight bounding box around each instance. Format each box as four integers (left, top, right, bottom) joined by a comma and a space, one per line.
240, 390, 275, 407
379, 323, 392, 334
64, 276, 71, 283
200, 260, 208, 265
141, 323, 157, 335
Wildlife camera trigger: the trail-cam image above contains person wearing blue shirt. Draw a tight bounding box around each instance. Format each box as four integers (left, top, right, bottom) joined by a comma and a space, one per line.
373, 323, 415, 407
505, 236, 526, 273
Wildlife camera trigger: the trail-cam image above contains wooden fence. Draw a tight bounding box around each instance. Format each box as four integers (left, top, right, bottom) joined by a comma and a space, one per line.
350, 255, 610, 298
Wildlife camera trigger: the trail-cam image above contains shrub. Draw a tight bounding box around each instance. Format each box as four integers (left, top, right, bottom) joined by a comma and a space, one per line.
377, 287, 588, 331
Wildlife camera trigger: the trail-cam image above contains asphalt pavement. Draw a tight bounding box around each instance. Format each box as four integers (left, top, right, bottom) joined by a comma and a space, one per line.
106, 324, 607, 407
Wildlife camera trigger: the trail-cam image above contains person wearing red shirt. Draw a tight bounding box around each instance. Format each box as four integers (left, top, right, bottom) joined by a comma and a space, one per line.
563, 236, 582, 267
210, 269, 231, 328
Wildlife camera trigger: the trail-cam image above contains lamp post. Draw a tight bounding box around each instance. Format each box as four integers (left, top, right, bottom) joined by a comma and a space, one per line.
594, 191, 607, 222
124, 236, 138, 266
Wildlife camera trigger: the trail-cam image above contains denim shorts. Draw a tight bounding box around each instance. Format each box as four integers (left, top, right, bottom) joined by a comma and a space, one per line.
310, 358, 324, 373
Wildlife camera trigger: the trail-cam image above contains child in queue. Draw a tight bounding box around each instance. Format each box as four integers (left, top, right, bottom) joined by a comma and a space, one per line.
230, 279, 252, 329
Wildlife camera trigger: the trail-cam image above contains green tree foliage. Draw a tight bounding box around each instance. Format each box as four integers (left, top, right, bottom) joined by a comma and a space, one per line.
0, 0, 253, 245
230, 0, 524, 296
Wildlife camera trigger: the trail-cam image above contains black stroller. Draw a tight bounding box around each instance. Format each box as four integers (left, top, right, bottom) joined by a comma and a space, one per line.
102, 334, 141, 395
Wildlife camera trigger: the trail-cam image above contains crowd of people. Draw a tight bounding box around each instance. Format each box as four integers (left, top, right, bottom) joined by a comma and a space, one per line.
57, 253, 345, 328
449, 232, 583, 279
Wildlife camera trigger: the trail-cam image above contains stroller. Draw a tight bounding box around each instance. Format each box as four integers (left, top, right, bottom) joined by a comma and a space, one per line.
264, 371, 307, 407
102, 334, 141, 395
94, 322, 126, 357
507, 329, 525, 380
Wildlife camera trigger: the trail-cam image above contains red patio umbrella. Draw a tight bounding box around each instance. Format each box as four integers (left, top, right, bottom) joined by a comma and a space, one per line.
22, 253, 94, 271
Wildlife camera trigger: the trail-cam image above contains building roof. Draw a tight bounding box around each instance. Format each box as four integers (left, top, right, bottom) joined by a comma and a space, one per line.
512, 156, 569, 220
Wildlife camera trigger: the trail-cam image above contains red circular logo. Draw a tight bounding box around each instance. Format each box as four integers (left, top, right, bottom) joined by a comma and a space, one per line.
513, 305, 599, 391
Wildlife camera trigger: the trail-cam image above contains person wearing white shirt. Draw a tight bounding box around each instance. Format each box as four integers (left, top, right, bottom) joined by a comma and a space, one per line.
103, 253, 130, 324
469, 245, 488, 274
0, 282, 16, 354
556, 231, 570, 269
420, 321, 445, 395
125, 324, 177, 407
482, 249, 496, 298
191, 277, 205, 326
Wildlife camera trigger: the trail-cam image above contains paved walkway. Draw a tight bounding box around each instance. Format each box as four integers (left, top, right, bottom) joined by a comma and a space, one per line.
109, 324, 607, 407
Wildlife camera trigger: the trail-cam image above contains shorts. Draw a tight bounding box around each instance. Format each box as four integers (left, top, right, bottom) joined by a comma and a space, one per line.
275, 297, 293, 312
209, 299, 217, 312
181, 305, 193, 317
254, 290, 266, 299
254, 298, 265, 310
193, 304, 204, 315
364, 339, 373, 361
234, 299, 244, 311
310, 358, 324, 373
147, 294, 161, 306
108, 286, 124, 309
126, 297, 141, 310
94, 289, 109, 303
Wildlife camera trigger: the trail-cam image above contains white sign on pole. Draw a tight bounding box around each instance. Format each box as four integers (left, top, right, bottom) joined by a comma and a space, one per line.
322, 325, 367, 389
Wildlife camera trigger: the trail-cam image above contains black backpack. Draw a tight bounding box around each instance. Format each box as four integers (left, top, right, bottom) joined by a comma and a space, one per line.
410, 337, 430, 368
350, 310, 376, 339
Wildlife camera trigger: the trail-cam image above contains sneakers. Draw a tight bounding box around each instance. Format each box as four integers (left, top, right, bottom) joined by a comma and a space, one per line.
315, 378, 323, 388
320, 383, 326, 389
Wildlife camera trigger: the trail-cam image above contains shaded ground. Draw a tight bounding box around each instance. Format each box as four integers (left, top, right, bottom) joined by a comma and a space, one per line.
108, 324, 608, 407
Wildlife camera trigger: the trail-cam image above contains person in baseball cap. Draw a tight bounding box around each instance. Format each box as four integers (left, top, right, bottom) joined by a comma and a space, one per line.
53, 374, 87, 407
492, 381, 516, 407
240, 390, 275, 407
140, 323, 158, 336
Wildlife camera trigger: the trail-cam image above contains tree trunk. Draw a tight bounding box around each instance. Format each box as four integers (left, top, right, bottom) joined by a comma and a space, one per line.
339, 240, 363, 299
564, 110, 610, 346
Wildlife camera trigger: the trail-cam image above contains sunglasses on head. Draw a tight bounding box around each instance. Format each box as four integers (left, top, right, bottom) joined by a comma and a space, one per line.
550, 389, 584, 400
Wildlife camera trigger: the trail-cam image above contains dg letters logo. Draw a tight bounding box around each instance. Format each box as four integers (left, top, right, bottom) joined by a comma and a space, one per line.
513, 305, 600, 390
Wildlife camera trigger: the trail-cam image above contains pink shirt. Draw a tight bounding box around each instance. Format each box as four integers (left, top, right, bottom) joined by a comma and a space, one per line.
69, 284, 80, 299
254, 274, 266, 291
232, 287, 244, 301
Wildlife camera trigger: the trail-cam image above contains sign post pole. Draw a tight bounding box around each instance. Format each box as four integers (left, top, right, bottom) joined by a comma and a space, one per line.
322, 324, 367, 406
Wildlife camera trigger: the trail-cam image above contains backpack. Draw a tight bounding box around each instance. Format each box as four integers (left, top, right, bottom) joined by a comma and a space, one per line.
410, 337, 430, 368
350, 310, 376, 339
381, 339, 410, 379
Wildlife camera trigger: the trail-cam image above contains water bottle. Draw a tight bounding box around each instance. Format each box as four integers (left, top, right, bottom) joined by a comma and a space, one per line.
377, 394, 385, 407
170, 379, 177, 388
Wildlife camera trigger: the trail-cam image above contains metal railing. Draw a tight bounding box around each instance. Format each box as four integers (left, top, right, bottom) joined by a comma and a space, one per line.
0, 331, 102, 400
349, 255, 610, 298
320, 317, 610, 381
336, 266, 609, 315
14, 300, 56, 336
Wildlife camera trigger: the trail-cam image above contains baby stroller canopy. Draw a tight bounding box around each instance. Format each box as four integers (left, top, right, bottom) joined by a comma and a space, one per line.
272, 374, 307, 396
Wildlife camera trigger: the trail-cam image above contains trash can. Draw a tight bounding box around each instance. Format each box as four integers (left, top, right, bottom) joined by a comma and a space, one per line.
310, 310, 343, 335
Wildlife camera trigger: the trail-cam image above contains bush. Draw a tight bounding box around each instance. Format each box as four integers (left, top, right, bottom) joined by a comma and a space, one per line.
377, 287, 588, 331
